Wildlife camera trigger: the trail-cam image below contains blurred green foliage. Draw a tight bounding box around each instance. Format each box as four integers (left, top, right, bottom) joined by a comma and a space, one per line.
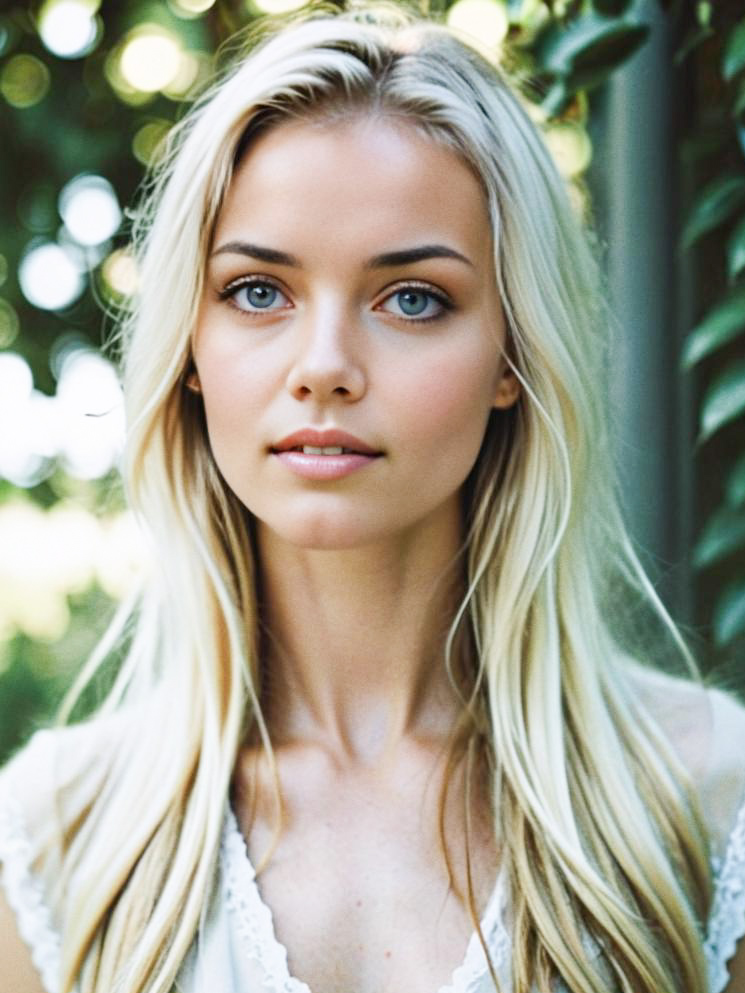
0, 0, 743, 763
678, 1, 745, 679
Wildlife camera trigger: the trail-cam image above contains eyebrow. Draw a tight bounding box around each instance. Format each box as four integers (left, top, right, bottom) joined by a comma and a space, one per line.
210, 241, 473, 269
211, 241, 299, 266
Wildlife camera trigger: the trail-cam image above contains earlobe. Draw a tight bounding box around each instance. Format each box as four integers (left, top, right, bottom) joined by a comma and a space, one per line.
185, 369, 202, 394
492, 366, 520, 410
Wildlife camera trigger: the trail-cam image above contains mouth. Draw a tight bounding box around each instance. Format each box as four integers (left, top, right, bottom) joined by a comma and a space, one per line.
270, 429, 382, 480
270, 429, 382, 458
274, 444, 372, 456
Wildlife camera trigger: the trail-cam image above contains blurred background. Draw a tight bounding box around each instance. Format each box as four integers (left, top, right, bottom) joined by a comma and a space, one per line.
0, 0, 744, 762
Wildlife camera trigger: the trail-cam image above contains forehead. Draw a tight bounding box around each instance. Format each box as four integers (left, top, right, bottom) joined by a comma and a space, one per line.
212, 114, 493, 268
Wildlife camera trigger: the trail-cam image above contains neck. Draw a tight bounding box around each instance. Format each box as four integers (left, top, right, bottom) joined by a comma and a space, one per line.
255, 508, 466, 765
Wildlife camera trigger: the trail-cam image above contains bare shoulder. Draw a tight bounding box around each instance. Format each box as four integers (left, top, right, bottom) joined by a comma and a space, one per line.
626, 663, 745, 849
0, 719, 127, 993
0, 886, 48, 993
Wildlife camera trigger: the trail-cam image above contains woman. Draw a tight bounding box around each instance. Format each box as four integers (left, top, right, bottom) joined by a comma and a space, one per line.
2, 6, 745, 993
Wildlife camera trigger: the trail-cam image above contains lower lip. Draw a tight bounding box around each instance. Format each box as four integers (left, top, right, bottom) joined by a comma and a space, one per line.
273, 451, 380, 480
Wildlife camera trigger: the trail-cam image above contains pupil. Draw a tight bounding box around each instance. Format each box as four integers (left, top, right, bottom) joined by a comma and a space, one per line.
248, 284, 276, 308
399, 291, 427, 316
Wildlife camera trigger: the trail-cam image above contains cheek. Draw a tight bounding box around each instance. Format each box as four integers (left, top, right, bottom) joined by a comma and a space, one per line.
194, 340, 278, 447
394, 347, 499, 452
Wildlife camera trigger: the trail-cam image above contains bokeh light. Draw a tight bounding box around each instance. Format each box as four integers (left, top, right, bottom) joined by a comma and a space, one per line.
447, 0, 509, 50
544, 123, 593, 177
0, 352, 33, 409
163, 50, 205, 99
0, 500, 145, 642
38, 0, 100, 59
119, 26, 183, 93
132, 119, 171, 165
55, 348, 125, 479
19, 242, 85, 311
59, 174, 122, 246
0, 346, 124, 488
101, 248, 138, 298
0, 353, 44, 489
169, 0, 217, 15
0, 299, 20, 348
1, 54, 51, 108
251, 0, 309, 14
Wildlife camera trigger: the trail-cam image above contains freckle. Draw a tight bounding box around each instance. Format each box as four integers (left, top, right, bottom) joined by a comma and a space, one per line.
356, 900, 362, 907
385, 951, 392, 959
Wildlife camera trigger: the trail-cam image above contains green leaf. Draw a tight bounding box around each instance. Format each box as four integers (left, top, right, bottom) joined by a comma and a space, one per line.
734, 78, 745, 118
674, 24, 714, 66
681, 175, 745, 249
701, 359, 745, 439
697, 2, 712, 27
727, 216, 745, 280
713, 578, 745, 645
723, 17, 745, 81
536, 16, 649, 84
726, 452, 745, 507
682, 286, 745, 368
694, 507, 745, 568
541, 80, 569, 118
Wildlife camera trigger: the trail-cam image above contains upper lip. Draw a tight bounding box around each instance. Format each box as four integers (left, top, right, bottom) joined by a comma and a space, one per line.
271, 428, 381, 455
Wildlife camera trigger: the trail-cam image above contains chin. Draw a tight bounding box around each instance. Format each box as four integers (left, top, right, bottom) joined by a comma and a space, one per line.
254, 509, 388, 552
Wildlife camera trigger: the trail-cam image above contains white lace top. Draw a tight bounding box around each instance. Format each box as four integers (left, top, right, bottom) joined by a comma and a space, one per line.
2, 673, 745, 993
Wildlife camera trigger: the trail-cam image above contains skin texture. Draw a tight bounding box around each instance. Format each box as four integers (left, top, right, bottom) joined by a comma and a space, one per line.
192, 114, 516, 993
0, 887, 47, 993
194, 114, 518, 553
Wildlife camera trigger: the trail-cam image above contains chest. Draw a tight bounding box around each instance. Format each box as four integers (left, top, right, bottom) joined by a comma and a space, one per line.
233, 750, 499, 993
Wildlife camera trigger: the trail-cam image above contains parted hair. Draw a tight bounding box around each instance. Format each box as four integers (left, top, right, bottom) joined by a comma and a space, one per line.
49, 5, 710, 992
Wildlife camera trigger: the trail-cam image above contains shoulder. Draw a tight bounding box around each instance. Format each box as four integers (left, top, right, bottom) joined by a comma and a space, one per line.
624, 666, 745, 991
0, 729, 71, 993
626, 665, 745, 852
0, 718, 129, 993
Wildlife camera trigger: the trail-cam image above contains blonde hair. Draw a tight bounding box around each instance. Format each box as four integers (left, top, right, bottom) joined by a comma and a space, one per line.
50, 6, 711, 992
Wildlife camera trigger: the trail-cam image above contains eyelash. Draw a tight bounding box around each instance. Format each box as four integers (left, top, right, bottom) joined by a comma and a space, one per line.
218, 277, 454, 323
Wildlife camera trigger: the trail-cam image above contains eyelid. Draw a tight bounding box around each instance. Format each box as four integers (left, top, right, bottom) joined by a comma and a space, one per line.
218, 273, 286, 297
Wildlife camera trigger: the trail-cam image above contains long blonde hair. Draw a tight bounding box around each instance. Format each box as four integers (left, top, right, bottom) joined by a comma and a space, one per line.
51, 6, 711, 992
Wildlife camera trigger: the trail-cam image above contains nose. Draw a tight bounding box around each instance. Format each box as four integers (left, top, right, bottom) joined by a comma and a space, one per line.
285, 303, 366, 403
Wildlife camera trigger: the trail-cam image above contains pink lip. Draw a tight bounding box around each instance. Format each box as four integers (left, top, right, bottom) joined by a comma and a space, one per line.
271, 428, 382, 481
272, 428, 380, 456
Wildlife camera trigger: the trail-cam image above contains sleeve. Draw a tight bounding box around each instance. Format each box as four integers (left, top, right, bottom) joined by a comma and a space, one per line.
699, 689, 745, 993
0, 731, 64, 993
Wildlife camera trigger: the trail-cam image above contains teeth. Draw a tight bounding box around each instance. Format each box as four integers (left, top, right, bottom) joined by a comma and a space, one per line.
302, 445, 344, 455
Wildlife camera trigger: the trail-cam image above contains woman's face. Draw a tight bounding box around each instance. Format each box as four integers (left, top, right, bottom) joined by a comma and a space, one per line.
193, 114, 518, 550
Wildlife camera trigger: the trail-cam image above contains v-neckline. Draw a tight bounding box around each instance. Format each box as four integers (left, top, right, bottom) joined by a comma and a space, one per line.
221, 806, 511, 993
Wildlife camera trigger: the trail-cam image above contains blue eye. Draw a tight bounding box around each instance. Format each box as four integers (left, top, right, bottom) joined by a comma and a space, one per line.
379, 286, 449, 321
226, 280, 289, 313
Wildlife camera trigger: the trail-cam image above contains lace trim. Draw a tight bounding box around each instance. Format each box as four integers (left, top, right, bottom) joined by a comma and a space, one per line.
0, 787, 62, 993
221, 808, 509, 993
441, 875, 510, 993
705, 797, 745, 993
222, 808, 311, 993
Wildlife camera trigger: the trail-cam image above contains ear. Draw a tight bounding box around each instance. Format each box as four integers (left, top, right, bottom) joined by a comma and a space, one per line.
184, 368, 202, 394
492, 363, 520, 410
